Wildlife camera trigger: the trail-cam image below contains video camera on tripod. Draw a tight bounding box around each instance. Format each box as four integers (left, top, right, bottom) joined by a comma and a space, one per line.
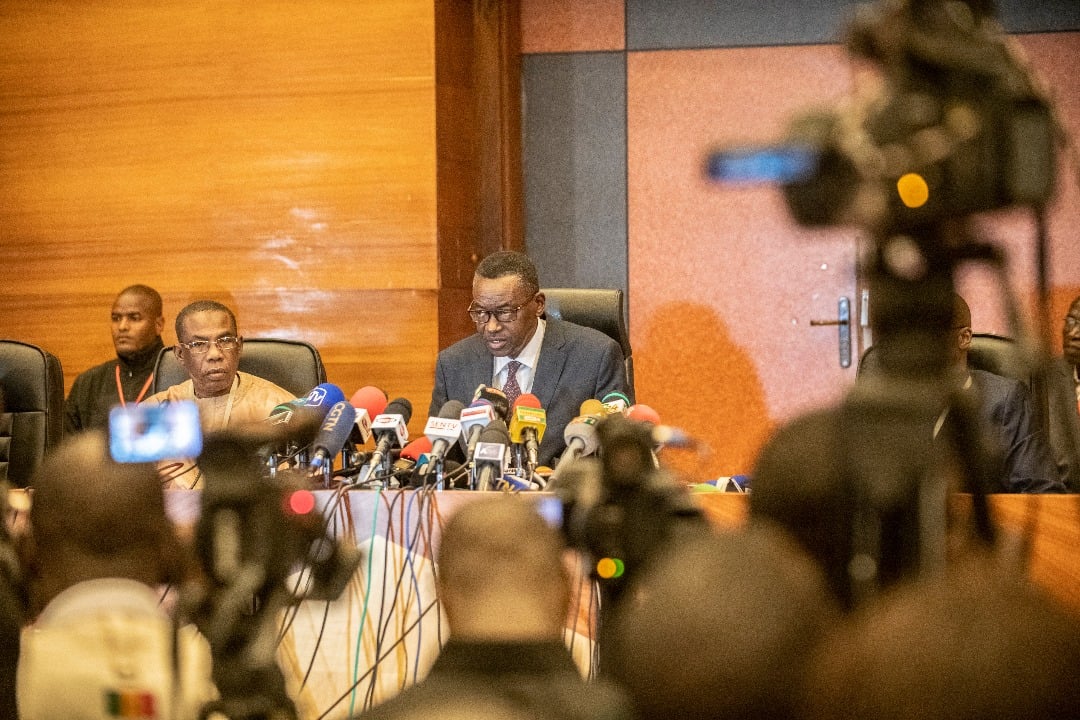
708, 0, 1056, 234
708, 0, 1064, 604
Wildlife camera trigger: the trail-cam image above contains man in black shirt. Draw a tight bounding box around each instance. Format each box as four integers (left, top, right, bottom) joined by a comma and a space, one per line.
64, 285, 165, 433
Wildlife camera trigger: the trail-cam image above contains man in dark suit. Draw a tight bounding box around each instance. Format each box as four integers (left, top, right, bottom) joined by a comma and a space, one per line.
430, 251, 631, 467
1047, 295, 1080, 492
950, 295, 1064, 493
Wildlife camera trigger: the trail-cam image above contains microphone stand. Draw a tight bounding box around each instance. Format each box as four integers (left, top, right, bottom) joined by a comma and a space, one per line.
835, 221, 999, 607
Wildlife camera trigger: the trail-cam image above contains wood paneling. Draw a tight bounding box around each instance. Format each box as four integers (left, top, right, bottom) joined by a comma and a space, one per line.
435, 0, 524, 349
0, 0, 443, 435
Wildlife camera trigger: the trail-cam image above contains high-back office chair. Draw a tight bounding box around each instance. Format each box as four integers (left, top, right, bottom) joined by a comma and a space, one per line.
543, 288, 634, 396
0, 340, 65, 487
857, 333, 1028, 386
151, 338, 327, 398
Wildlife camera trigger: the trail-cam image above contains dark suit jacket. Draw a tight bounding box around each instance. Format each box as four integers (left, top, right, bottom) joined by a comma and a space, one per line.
1046, 357, 1080, 492
430, 319, 631, 467
970, 369, 1065, 493
354, 640, 632, 720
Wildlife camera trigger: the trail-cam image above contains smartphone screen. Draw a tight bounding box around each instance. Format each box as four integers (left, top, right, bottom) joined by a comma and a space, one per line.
109, 401, 202, 463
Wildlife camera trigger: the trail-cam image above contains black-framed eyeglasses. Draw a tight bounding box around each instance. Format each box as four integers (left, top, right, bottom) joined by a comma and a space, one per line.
1066, 316, 1080, 332
180, 336, 242, 354
467, 302, 531, 324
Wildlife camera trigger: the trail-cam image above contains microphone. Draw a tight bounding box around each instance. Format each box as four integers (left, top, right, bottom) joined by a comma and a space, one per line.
624, 403, 694, 456
550, 413, 602, 481
579, 398, 607, 417
350, 386, 389, 445
626, 403, 661, 425
509, 394, 547, 472
270, 383, 348, 423
602, 391, 631, 415
310, 401, 357, 470
302, 383, 347, 411
459, 399, 496, 462
473, 419, 510, 491
417, 400, 466, 483
472, 385, 511, 423
358, 397, 413, 484
394, 436, 433, 483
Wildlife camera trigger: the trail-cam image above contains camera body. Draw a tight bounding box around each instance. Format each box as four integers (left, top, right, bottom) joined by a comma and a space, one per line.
710, 0, 1056, 235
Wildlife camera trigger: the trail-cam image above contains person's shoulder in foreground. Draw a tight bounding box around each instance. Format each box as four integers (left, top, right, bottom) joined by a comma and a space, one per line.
355, 495, 633, 720
16, 431, 215, 720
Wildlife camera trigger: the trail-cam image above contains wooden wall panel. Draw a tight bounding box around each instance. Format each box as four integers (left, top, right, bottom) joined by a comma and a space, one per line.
0, 0, 443, 433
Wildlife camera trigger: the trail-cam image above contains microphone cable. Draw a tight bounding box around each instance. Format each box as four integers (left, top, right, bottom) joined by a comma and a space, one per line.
284, 484, 354, 692
315, 593, 442, 720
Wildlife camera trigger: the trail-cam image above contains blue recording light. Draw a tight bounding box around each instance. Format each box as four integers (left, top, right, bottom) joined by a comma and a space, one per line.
705, 145, 819, 185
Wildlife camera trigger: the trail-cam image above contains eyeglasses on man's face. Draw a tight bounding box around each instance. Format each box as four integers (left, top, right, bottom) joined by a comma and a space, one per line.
467, 301, 532, 325
180, 336, 241, 354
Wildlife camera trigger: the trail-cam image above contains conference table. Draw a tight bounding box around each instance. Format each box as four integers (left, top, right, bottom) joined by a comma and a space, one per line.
161, 487, 1080, 720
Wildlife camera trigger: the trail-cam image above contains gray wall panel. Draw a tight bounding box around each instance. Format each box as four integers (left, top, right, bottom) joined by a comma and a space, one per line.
626, 0, 1079, 51
627, 0, 861, 49
522, 53, 628, 303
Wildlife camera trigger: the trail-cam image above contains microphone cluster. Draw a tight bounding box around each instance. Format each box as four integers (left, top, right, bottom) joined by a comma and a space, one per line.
252, 381, 678, 493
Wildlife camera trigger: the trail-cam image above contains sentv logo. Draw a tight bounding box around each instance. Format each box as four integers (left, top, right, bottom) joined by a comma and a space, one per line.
306, 387, 328, 405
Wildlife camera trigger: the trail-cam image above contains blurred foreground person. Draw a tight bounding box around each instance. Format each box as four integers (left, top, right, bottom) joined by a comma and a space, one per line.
603, 524, 838, 720
800, 554, 1080, 720
17, 432, 215, 719
356, 495, 631, 720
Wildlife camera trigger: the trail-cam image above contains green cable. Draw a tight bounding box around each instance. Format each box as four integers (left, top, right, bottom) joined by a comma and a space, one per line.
349, 485, 382, 716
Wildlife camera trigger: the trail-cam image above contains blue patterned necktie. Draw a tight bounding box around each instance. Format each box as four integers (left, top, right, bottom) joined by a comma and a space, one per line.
503, 360, 523, 406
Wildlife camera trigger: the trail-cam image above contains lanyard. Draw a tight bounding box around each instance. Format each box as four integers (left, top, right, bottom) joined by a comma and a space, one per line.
115, 363, 154, 407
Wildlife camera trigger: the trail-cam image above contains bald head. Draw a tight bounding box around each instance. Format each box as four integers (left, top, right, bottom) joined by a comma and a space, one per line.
30, 432, 178, 603
605, 524, 837, 720
437, 496, 569, 640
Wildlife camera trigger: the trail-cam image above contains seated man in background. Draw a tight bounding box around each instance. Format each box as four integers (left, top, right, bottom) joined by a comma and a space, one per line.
65, 284, 166, 433
16, 432, 215, 719
1048, 294, 1080, 492
431, 251, 631, 467
947, 294, 1063, 493
356, 496, 631, 720
143, 300, 294, 488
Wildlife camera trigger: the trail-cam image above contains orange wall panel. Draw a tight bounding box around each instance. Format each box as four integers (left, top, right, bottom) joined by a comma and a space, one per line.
521, 0, 625, 53
628, 45, 858, 479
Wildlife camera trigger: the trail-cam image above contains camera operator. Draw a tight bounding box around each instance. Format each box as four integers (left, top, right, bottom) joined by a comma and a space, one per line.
16, 432, 216, 719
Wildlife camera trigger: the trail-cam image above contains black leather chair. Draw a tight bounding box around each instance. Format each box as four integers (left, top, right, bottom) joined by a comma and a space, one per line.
0, 340, 65, 487
542, 288, 634, 396
857, 333, 1029, 386
151, 338, 327, 398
